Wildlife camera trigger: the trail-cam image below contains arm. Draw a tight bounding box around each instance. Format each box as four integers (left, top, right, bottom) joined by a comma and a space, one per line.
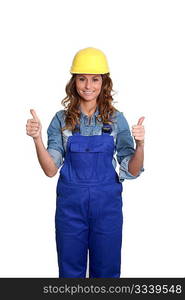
33, 136, 58, 177
26, 109, 64, 177
129, 116, 145, 176
116, 112, 144, 182
45, 111, 65, 176
128, 142, 144, 176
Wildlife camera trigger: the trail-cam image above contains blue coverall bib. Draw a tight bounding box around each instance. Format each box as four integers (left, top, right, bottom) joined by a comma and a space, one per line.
55, 123, 123, 278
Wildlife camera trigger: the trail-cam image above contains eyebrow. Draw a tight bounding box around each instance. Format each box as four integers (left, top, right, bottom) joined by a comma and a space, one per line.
77, 75, 100, 78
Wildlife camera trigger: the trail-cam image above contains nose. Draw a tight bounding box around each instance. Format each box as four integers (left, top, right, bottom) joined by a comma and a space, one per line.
85, 79, 92, 89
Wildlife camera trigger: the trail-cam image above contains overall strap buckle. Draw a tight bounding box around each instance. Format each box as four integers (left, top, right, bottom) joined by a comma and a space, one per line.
102, 123, 112, 134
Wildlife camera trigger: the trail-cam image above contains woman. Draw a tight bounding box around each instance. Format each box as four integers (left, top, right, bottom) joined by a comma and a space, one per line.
26, 47, 145, 278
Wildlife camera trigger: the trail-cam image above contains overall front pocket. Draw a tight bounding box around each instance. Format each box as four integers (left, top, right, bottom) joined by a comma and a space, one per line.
69, 142, 103, 180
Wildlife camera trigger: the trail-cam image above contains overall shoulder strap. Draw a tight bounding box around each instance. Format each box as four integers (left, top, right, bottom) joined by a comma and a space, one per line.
102, 123, 112, 135
72, 122, 112, 135
72, 123, 81, 135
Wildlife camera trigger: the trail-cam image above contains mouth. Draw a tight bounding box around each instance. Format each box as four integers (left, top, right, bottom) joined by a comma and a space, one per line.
83, 91, 94, 95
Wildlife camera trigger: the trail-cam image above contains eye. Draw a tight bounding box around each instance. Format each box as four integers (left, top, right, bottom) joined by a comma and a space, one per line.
93, 78, 99, 81
79, 78, 85, 81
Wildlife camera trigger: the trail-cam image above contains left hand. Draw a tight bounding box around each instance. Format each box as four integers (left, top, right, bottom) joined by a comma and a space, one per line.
132, 116, 145, 145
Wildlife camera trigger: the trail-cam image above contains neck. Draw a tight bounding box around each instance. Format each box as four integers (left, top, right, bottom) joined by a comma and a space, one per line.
79, 101, 97, 117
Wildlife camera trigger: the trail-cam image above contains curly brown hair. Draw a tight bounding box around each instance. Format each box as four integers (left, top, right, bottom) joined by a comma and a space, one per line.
60, 73, 119, 132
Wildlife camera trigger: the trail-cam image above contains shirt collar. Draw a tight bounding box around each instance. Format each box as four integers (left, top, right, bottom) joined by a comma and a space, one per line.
79, 104, 99, 118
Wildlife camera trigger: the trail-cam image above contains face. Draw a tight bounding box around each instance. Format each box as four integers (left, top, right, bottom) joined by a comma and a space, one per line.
75, 74, 102, 102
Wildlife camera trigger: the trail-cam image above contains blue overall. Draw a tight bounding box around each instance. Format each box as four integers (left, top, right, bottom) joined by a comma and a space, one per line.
55, 123, 123, 278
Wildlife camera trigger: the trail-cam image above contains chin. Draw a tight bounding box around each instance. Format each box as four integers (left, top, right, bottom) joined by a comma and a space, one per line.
81, 96, 97, 101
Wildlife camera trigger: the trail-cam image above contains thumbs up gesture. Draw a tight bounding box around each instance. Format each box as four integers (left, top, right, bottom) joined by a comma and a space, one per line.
26, 109, 42, 140
132, 116, 145, 145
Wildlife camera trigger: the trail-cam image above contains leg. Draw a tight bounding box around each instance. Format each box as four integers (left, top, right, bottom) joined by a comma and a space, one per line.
88, 183, 123, 278
55, 184, 89, 278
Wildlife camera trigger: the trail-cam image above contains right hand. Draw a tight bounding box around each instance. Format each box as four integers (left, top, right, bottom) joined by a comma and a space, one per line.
26, 109, 42, 140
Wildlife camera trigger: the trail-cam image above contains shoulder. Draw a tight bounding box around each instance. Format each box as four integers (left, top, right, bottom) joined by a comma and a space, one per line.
114, 110, 130, 132
54, 109, 66, 125
47, 110, 66, 130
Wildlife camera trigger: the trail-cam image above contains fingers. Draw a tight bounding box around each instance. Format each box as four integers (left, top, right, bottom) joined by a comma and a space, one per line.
132, 116, 145, 142
26, 109, 40, 126
26, 124, 40, 134
137, 116, 145, 125
132, 132, 145, 141
30, 109, 39, 121
26, 109, 42, 138
26, 118, 40, 128
132, 116, 145, 131
26, 123, 40, 130
132, 126, 145, 132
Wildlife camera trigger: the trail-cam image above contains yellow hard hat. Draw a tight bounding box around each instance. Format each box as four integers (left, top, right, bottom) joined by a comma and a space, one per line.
70, 47, 110, 74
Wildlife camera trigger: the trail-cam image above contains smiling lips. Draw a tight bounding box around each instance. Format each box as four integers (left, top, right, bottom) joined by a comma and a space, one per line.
83, 91, 94, 94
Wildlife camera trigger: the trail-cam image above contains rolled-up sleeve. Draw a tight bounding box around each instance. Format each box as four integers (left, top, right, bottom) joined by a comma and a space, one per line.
46, 112, 65, 169
116, 112, 144, 182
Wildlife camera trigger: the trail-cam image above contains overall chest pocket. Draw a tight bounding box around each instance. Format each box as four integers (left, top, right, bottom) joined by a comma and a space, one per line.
69, 142, 105, 180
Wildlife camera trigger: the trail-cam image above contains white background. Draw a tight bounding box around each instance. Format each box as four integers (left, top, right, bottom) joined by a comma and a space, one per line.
0, 0, 184, 277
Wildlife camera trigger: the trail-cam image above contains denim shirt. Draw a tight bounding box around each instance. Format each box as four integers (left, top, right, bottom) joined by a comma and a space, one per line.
46, 107, 144, 182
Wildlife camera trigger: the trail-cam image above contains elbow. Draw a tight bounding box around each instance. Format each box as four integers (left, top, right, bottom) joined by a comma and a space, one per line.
129, 170, 140, 177
128, 161, 144, 177
46, 173, 55, 178
128, 167, 140, 177
128, 166, 144, 177
46, 162, 59, 177
45, 169, 58, 178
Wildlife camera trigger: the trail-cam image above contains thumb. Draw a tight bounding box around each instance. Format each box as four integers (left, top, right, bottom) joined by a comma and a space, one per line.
137, 116, 145, 125
30, 109, 39, 121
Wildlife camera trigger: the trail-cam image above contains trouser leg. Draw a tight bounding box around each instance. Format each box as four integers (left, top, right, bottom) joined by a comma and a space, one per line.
88, 183, 123, 278
55, 184, 89, 278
